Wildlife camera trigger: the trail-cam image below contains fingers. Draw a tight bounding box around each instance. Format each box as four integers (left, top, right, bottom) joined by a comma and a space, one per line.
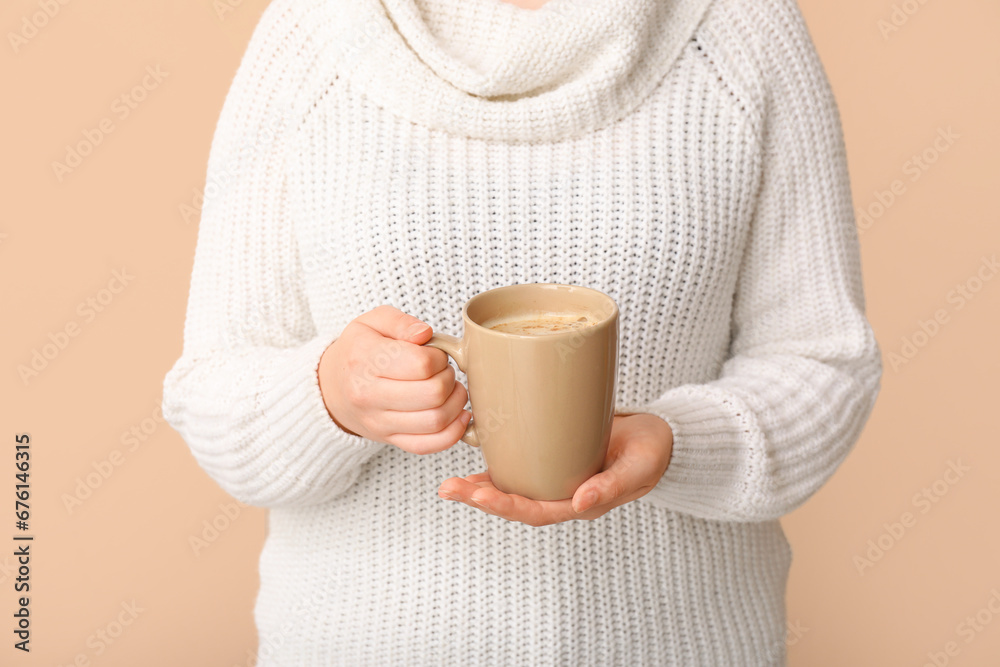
571, 448, 651, 513
383, 343, 449, 380
437, 473, 491, 499
341, 344, 470, 454
382, 380, 469, 435
364, 364, 460, 412
384, 409, 472, 456
351, 305, 451, 379
436, 416, 673, 525
355, 304, 433, 344
328, 306, 467, 446
346, 328, 450, 381
438, 476, 581, 527
468, 487, 578, 526
464, 472, 491, 484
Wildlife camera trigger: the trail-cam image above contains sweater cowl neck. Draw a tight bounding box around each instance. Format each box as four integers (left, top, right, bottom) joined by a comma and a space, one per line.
316, 0, 715, 142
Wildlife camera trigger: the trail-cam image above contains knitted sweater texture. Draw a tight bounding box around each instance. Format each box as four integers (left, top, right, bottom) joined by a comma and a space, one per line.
163, 0, 882, 663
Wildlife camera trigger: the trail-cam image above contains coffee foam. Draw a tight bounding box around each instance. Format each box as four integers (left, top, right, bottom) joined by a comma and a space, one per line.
483, 311, 598, 335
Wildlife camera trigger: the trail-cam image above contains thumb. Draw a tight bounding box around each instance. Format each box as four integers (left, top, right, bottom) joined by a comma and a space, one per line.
357, 305, 432, 343
572, 455, 641, 513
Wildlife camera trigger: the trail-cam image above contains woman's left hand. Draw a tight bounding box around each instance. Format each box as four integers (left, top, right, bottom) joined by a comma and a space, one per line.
437, 412, 674, 526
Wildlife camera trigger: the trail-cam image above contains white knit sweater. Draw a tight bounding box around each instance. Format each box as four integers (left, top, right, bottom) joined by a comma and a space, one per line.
163, 0, 882, 663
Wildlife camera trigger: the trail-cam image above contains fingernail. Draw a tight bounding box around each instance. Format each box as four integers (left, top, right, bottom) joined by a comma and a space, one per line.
471, 495, 490, 510
407, 322, 430, 338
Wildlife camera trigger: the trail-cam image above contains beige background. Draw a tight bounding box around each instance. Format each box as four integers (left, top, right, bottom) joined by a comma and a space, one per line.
2, 0, 997, 664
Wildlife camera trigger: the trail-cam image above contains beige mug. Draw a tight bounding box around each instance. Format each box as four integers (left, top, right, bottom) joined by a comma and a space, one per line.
424, 283, 619, 501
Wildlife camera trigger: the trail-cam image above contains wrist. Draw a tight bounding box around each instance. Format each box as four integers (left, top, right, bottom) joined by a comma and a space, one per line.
318, 339, 361, 437
650, 413, 674, 447
633, 412, 675, 467
330, 411, 361, 437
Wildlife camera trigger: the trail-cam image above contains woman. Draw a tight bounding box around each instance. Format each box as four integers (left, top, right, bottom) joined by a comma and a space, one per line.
163, 0, 882, 663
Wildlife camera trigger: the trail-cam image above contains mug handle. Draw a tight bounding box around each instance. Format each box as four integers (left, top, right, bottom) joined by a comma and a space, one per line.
423, 333, 480, 448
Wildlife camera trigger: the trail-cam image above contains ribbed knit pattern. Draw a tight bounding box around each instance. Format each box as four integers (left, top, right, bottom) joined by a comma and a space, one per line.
162, 0, 882, 663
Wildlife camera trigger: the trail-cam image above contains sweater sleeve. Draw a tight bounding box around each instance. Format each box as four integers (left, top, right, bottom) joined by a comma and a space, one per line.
162, 0, 386, 508
620, 0, 882, 522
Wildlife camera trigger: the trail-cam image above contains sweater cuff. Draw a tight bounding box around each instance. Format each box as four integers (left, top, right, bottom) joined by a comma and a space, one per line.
254, 335, 385, 502
616, 384, 767, 520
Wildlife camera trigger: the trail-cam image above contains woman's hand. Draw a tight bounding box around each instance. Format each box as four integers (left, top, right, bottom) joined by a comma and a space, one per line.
437, 413, 674, 526
318, 305, 472, 454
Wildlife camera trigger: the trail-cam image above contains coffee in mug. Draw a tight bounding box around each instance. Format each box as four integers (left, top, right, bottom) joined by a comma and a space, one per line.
485, 313, 597, 336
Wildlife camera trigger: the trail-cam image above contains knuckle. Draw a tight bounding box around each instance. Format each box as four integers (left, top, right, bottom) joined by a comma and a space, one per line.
370, 348, 394, 374
346, 380, 367, 407
426, 409, 452, 432
341, 321, 360, 338
384, 338, 404, 359
344, 351, 360, 373
416, 352, 438, 378
390, 308, 412, 329
434, 377, 455, 405
347, 350, 371, 378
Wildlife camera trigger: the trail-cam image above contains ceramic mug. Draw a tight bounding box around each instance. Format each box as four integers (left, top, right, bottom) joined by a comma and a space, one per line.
424, 283, 619, 501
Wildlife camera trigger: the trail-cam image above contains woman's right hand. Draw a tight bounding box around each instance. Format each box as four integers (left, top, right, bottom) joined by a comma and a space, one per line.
317, 305, 471, 455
